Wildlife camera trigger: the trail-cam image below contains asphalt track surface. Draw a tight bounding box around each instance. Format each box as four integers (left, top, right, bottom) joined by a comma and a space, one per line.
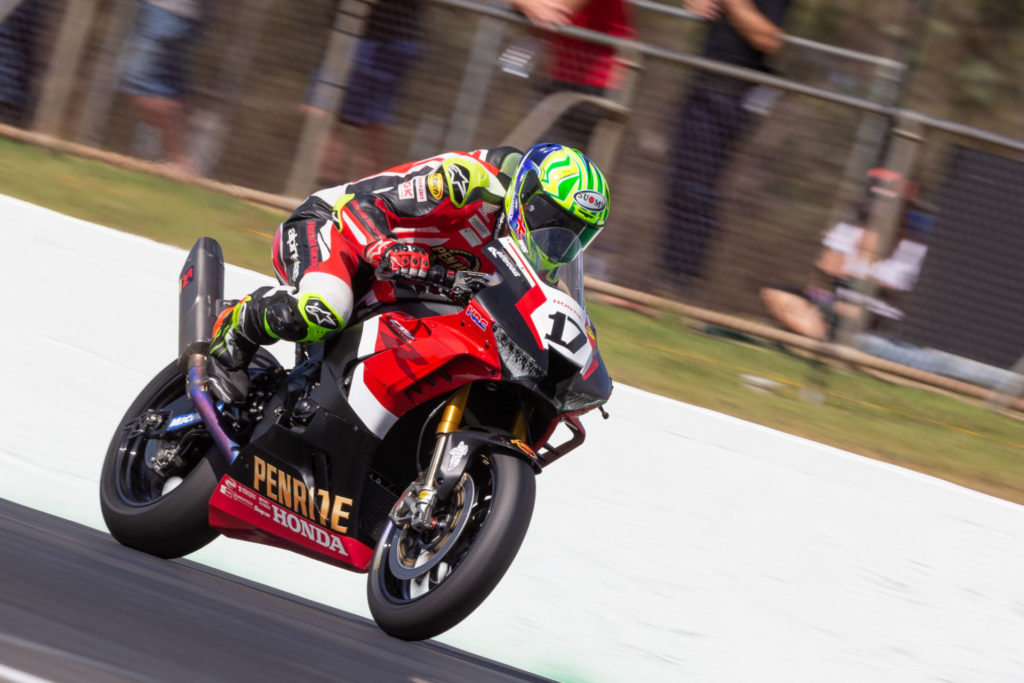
0, 498, 550, 683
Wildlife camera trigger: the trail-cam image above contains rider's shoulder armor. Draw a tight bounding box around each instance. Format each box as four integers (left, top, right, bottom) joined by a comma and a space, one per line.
441, 148, 518, 209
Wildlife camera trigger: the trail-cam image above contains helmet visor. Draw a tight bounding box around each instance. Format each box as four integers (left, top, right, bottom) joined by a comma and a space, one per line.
523, 191, 601, 251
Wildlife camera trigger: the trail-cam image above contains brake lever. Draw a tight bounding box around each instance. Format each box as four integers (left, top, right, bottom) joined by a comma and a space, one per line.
451, 271, 500, 298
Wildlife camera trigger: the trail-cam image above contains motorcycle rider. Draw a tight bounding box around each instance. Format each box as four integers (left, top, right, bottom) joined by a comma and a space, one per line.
207, 142, 611, 402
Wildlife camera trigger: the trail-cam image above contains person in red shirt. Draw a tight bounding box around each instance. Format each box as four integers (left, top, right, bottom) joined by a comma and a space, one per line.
513, 0, 635, 152
206, 143, 612, 402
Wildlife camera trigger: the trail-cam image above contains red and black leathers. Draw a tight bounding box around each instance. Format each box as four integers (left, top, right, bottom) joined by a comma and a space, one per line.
208, 146, 523, 401
273, 146, 522, 311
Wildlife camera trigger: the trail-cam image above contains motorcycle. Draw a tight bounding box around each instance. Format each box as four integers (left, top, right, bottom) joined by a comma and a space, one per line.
99, 228, 611, 640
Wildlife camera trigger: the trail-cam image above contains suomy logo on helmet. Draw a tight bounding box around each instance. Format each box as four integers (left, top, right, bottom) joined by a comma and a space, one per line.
573, 190, 606, 212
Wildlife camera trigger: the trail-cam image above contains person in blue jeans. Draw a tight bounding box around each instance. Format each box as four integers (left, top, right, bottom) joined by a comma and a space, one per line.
306, 0, 421, 183
119, 0, 203, 173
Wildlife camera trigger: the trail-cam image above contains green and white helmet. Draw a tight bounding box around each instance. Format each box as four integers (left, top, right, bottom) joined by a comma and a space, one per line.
504, 143, 610, 271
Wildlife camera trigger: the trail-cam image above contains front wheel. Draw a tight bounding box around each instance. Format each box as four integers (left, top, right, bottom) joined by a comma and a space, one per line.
367, 451, 536, 640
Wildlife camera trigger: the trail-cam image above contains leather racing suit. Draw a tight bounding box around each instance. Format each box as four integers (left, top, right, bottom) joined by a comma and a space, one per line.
207, 146, 524, 401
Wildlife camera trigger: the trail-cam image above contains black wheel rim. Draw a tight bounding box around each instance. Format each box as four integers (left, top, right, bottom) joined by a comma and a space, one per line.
113, 376, 214, 507
376, 457, 497, 604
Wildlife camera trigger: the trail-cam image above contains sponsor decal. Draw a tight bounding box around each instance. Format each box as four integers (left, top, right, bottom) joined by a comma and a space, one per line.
466, 304, 488, 331
468, 214, 490, 240
459, 227, 482, 247
487, 245, 521, 278
573, 190, 606, 212
272, 506, 348, 557
432, 246, 481, 272
253, 456, 352, 534
447, 163, 470, 205
305, 221, 319, 270
304, 299, 339, 329
398, 180, 414, 200
168, 402, 224, 431
446, 440, 468, 472
167, 411, 202, 431
218, 479, 272, 519
179, 266, 193, 292
414, 176, 427, 202
427, 173, 444, 200
384, 315, 415, 342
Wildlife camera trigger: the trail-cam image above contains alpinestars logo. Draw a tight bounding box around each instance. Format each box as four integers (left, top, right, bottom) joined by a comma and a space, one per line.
304, 299, 339, 328
286, 228, 301, 280
447, 163, 470, 205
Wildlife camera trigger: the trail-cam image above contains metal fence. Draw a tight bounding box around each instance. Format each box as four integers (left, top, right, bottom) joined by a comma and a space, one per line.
3, 0, 1024, 400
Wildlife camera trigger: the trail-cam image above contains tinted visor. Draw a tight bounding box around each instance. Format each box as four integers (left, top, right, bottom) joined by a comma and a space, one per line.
522, 227, 584, 284
523, 192, 600, 250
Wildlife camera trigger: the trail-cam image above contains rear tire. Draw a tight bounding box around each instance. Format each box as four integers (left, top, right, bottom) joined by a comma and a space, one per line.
367, 451, 535, 640
99, 351, 279, 558
100, 360, 223, 558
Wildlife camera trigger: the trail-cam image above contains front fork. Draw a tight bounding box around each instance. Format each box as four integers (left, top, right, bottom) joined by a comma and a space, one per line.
389, 385, 526, 532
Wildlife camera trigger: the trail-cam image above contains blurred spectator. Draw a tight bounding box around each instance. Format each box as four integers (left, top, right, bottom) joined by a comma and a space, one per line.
0, 0, 45, 127
663, 0, 790, 287
306, 0, 421, 184
119, 0, 203, 174
510, 0, 634, 153
759, 171, 932, 341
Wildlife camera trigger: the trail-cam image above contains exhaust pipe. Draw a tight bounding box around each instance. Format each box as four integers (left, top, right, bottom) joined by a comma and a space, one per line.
178, 237, 225, 371
177, 238, 237, 464
185, 354, 239, 464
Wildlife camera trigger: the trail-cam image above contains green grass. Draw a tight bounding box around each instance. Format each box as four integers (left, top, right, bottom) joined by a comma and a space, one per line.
4, 135, 1024, 505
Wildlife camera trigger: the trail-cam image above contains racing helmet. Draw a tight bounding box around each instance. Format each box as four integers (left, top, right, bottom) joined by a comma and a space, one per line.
504, 143, 610, 272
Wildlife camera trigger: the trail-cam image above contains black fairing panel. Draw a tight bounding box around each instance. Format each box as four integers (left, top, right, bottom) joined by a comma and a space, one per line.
562, 346, 613, 412
232, 381, 386, 548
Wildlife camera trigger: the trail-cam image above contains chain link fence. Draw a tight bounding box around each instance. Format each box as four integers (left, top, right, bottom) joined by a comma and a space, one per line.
3, 0, 1024, 401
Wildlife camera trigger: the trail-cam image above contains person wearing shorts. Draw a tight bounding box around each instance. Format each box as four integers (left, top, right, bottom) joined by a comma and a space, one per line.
119, 0, 202, 173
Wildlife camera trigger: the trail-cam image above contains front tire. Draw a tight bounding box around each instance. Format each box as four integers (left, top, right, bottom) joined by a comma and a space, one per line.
367, 451, 536, 640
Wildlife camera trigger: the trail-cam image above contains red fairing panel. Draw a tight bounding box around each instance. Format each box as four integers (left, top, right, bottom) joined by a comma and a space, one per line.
208, 475, 375, 572
360, 309, 501, 417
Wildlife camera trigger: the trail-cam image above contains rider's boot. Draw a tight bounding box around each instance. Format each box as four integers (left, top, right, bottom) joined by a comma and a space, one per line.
207, 285, 346, 403
207, 298, 261, 404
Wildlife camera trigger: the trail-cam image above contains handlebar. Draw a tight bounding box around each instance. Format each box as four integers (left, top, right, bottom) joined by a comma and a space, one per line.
375, 263, 497, 301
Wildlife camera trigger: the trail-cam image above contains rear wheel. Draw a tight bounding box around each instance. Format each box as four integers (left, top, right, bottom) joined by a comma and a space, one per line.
367, 451, 536, 640
99, 352, 278, 558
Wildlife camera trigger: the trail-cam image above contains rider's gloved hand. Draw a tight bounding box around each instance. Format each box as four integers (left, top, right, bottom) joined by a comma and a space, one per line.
366, 240, 431, 280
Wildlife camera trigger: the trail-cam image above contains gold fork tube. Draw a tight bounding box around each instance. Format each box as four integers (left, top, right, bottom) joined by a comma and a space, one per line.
436, 384, 472, 435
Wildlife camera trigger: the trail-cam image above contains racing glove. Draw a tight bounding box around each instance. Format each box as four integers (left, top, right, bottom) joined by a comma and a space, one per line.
365, 240, 431, 280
